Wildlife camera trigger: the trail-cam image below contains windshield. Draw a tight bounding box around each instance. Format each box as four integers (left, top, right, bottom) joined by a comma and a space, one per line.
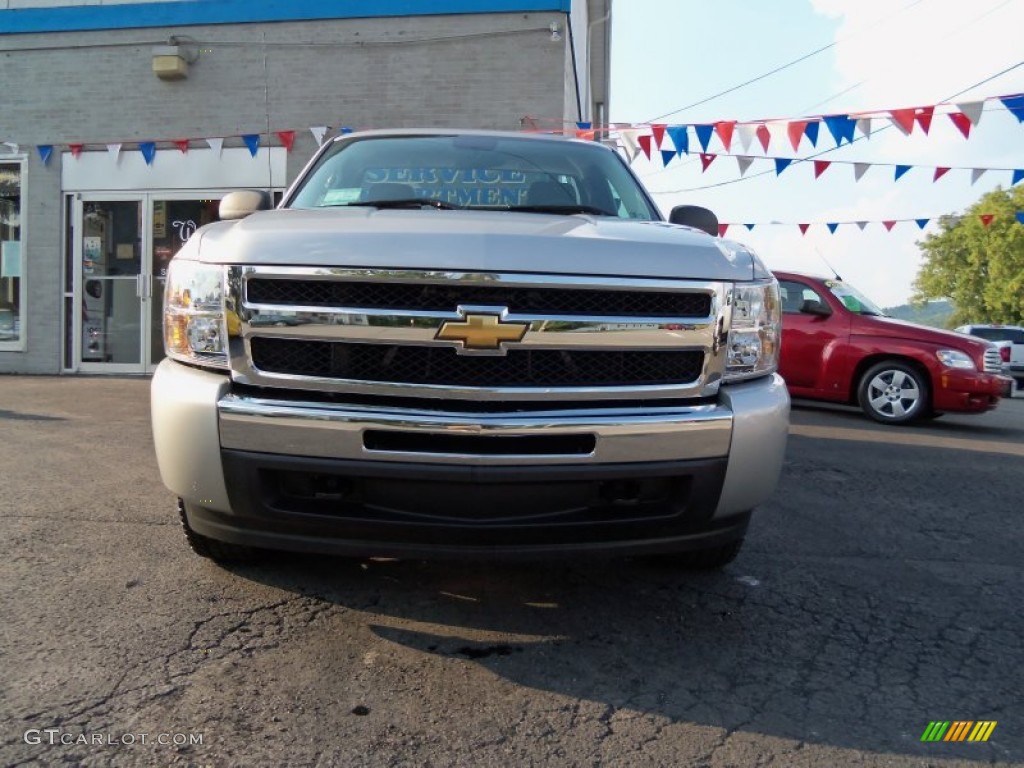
825, 279, 886, 316
286, 134, 661, 220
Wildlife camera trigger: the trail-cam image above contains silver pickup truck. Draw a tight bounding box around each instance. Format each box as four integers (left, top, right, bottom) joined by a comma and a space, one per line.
151, 130, 789, 569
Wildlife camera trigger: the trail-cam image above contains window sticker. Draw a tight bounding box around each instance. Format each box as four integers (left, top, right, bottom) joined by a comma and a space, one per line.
321, 188, 362, 205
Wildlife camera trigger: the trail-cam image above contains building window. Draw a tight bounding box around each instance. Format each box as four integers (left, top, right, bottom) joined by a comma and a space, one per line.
0, 160, 24, 347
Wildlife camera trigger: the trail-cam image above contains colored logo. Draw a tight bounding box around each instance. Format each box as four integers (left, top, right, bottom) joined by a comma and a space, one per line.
921, 721, 997, 742
436, 313, 528, 352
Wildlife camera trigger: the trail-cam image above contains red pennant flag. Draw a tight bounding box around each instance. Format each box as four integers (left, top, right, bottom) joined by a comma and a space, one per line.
637, 134, 652, 160
699, 153, 717, 172
915, 106, 935, 134
813, 160, 831, 179
276, 130, 296, 152
933, 166, 951, 182
718, 223, 730, 237
787, 120, 808, 151
882, 220, 897, 231
650, 124, 667, 149
980, 214, 995, 227
889, 108, 916, 135
174, 139, 189, 154
69, 144, 84, 158
755, 124, 771, 153
798, 223, 810, 235
575, 129, 595, 140
948, 112, 972, 139
714, 121, 736, 152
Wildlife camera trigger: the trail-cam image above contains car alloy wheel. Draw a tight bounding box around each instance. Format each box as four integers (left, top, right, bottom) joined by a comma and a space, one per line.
858, 361, 929, 424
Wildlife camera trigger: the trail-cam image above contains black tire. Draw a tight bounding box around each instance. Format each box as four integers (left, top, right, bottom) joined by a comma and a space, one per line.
857, 360, 930, 425
643, 538, 744, 571
178, 498, 263, 563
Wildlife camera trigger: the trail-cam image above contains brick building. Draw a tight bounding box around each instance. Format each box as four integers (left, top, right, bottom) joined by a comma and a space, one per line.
0, 0, 612, 373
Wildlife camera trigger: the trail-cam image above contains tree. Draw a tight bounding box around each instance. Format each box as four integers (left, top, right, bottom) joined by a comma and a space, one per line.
913, 185, 1024, 326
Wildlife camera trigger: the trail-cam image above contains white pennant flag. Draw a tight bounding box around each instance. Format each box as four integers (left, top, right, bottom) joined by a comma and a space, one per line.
856, 117, 872, 139
971, 168, 987, 185
617, 128, 642, 162
854, 163, 871, 181
856, 221, 868, 231
310, 126, 328, 147
206, 137, 224, 156
736, 156, 755, 176
1, 141, 18, 154
955, 101, 984, 126
107, 143, 122, 162
736, 123, 758, 153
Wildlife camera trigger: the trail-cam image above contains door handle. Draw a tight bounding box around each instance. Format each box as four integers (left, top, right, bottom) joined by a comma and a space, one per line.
136, 274, 145, 299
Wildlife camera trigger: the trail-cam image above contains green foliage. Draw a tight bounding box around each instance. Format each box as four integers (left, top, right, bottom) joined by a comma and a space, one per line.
912, 185, 1024, 325
883, 300, 954, 329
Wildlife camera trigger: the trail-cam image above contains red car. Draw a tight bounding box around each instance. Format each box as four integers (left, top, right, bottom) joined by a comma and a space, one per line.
774, 271, 1012, 424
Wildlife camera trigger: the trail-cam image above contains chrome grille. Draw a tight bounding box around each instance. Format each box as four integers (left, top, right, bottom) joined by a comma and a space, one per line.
983, 347, 1004, 374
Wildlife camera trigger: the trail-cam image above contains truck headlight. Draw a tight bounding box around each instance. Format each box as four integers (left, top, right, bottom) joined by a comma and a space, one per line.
164, 260, 229, 370
935, 349, 976, 370
723, 280, 781, 382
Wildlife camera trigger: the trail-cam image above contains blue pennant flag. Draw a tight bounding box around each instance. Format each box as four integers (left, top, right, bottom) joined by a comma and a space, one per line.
340, 126, 354, 135
894, 165, 912, 181
826, 222, 839, 234
576, 121, 592, 130
37, 145, 53, 165
242, 134, 260, 157
139, 142, 156, 166
1016, 212, 1024, 225
744, 223, 756, 231
694, 124, 714, 153
804, 121, 820, 147
823, 114, 856, 146
774, 158, 792, 175
1012, 169, 1024, 186
916, 219, 930, 229
666, 125, 688, 156
660, 149, 675, 168
1001, 95, 1024, 123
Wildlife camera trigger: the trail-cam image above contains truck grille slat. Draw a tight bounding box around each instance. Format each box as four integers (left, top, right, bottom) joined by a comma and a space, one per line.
246, 279, 712, 318
250, 338, 704, 388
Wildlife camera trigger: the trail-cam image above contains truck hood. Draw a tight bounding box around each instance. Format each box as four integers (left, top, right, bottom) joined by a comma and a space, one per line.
853, 315, 991, 354
192, 207, 766, 282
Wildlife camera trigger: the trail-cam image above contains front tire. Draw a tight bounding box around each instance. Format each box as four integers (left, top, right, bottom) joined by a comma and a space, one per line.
857, 360, 930, 425
178, 498, 263, 563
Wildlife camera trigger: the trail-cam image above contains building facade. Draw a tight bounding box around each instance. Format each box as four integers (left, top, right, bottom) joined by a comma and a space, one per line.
0, 0, 612, 373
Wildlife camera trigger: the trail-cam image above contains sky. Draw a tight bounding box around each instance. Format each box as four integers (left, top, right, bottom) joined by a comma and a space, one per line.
608, 0, 1024, 308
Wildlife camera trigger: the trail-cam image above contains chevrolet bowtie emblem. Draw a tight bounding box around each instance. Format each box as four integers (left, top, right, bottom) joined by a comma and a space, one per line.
435, 313, 529, 351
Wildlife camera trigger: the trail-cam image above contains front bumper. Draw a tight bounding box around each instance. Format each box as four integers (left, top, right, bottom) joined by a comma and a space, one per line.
151, 359, 789, 558
933, 369, 1013, 411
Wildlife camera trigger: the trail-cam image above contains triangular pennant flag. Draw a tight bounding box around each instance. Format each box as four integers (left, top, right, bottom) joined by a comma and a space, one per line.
894, 165, 912, 181
576, 121, 592, 130
206, 137, 223, 156
798, 223, 810, 235
854, 163, 870, 181
666, 125, 689, 156
855, 117, 872, 139
618, 128, 642, 161
823, 114, 856, 146
694, 124, 714, 153
310, 126, 329, 147
37, 145, 53, 165
979, 214, 995, 227
1012, 169, 1024, 186
767, 121, 790, 150
174, 139, 189, 154
933, 166, 950, 182
755, 123, 771, 153
1000, 95, 1024, 123
69, 144, 84, 158
856, 221, 868, 231
637, 134, 652, 160
650, 123, 667, 148
774, 157, 792, 175
804, 120, 820, 147
736, 156, 754, 176
713, 120, 736, 152
744, 223, 756, 231
276, 130, 296, 152
813, 160, 831, 179
826, 222, 839, 234
1016, 212, 1024, 225
915, 218, 930, 230
139, 142, 156, 166
2, 142, 20, 154
242, 134, 260, 157
107, 143, 122, 161
915, 106, 935, 134
660, 149, 675, 168
889, 108, 916, 135
339, 127, 354, 135
948, 112, 972, 139
737, 123, 758, 153
787, 120, 808, 151
718, 223, 730, 237
971, 168, 986, 185
699, 153, 717, 172
883, 220, 897, 231
955, 101, 984, 126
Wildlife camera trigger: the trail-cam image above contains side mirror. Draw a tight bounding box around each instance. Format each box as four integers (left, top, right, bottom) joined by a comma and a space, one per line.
219, 190, 272, 220
800, 299, 832, 317
669, 205, 719, 236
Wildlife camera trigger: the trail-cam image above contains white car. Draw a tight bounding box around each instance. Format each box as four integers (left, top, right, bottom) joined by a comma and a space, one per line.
956, 324, 1024, 391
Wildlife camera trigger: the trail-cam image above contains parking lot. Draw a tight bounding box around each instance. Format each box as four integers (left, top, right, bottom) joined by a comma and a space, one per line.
1, 376, 1022, 767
